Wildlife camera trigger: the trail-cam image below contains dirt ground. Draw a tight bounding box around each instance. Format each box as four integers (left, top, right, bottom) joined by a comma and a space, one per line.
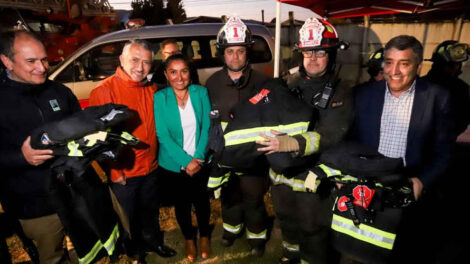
7, 195, 281, 264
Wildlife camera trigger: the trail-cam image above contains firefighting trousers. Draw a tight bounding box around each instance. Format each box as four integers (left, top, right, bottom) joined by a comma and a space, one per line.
49, 166, 121, 264
295, 191, 339, 264
221, 173, 269, 248
111, 170, 162, 254
271, 184, 301, 260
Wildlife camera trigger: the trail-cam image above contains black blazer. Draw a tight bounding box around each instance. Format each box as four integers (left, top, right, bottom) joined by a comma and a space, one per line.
352, 78, 455, 187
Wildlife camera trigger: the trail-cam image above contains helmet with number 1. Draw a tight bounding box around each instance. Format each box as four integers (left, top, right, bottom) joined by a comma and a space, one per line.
216, 16, 255, 49
295, 18, 341, 51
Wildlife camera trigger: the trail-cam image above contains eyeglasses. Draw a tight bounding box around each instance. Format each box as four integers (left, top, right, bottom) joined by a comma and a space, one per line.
302, 50, 327, 58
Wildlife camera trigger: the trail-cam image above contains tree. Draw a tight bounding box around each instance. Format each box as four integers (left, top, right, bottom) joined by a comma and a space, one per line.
130, 0, 166, 25
166, 0, 187, 24
130, 0, 187, 25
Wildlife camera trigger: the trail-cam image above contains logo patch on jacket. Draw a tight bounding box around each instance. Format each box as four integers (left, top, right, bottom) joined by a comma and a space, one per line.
352, 185, 375, 209
337, 196, 350, 212
249, 89, 270, 104
49, 99, 61, 111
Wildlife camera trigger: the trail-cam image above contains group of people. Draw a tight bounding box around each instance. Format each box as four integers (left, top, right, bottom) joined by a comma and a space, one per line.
0, 14, 468, 264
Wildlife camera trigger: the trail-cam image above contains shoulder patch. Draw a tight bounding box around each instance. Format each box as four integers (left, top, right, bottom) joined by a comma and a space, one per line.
249, 89, 270, 104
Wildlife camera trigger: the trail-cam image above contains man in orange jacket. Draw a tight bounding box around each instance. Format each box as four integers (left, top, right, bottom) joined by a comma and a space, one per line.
89, 39, 176, 259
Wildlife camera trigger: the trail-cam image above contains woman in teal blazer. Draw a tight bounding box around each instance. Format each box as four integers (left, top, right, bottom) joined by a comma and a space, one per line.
154, 54, 211, 261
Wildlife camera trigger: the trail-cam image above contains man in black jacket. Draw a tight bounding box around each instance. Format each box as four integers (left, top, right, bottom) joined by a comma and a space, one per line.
0, 30, 81, 264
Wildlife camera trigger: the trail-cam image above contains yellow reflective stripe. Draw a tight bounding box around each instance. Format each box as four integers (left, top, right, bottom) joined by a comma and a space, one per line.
301, 259, 309, 264
269, 169, 294, 187
67, 141, 83, 157
331, 214, 396, 250
269, 169, 313, 192
246, 229, 267, 239
292, 178, 307, 192
103, 224, 120, 255
224, 122, 309, 146
340, 175, 357, 182
83, 131, 108, 147
282, 241, 299, 252
121, 131, 134, 141
223, 223, 244, 234
85, 139, 96, 147
318, 164, 341, 177
77, 224, 120, 264
301, 132, 320, 156
207, 172, 230, 188
221, 122, 228, 132
120, 131, 137, 144
78, 240, 102, 264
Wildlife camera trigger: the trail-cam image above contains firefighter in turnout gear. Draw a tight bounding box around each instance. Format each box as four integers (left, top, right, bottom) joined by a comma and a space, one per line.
424, 40, 470, 135
205, 16, 269, 256
257, 18, 353, 264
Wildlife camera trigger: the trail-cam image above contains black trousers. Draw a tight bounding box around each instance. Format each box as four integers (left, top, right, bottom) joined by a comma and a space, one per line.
111, 170, 162, 253
391, 189, 442, 264
221, 173, 269, 248
156, 166, 211, 240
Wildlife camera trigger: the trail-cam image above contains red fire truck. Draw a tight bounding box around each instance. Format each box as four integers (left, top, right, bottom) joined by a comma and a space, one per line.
0, 0, 119, 64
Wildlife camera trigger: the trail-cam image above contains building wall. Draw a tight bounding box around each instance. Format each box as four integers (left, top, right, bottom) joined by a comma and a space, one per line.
270, 20, 470, 86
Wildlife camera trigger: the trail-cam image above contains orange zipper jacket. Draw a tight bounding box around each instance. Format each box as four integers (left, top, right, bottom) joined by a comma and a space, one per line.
89, 67, 158, 181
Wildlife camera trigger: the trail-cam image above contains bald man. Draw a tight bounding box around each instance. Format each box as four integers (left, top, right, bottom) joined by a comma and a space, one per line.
0, 30, 81, 264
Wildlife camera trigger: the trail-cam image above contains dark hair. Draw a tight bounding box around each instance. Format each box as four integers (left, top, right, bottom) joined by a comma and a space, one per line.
163, 53, 190, 71
161, 39, 178, 49
385, 35, 423, 62
0, 30, 43, 60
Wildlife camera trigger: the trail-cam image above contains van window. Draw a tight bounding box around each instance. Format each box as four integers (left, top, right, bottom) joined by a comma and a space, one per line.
54, 35, 272, 83
55, 42, 125, 83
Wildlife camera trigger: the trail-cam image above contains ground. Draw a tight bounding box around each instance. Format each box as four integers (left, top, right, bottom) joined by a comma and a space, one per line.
7, 195, 283, 264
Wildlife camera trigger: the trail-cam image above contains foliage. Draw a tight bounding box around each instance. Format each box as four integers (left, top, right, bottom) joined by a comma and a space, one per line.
130, 0, 187, 25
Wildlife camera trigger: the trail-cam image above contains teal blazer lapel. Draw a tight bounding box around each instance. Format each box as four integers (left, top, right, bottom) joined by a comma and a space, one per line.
164, 87, 184, 146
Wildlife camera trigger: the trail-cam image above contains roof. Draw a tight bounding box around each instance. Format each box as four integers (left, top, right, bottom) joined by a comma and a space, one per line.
279, 0, 469, 19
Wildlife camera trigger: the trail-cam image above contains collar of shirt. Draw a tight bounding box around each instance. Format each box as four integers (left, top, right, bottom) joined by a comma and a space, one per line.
6, 69, 12, 80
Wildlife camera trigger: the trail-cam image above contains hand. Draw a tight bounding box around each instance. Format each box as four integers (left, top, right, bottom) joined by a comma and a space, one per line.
21, 136, 53, 166
185, 158, 202, 176
410, 177, 424, 200
112, 175, 127, 185
256, 130, 282, 155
